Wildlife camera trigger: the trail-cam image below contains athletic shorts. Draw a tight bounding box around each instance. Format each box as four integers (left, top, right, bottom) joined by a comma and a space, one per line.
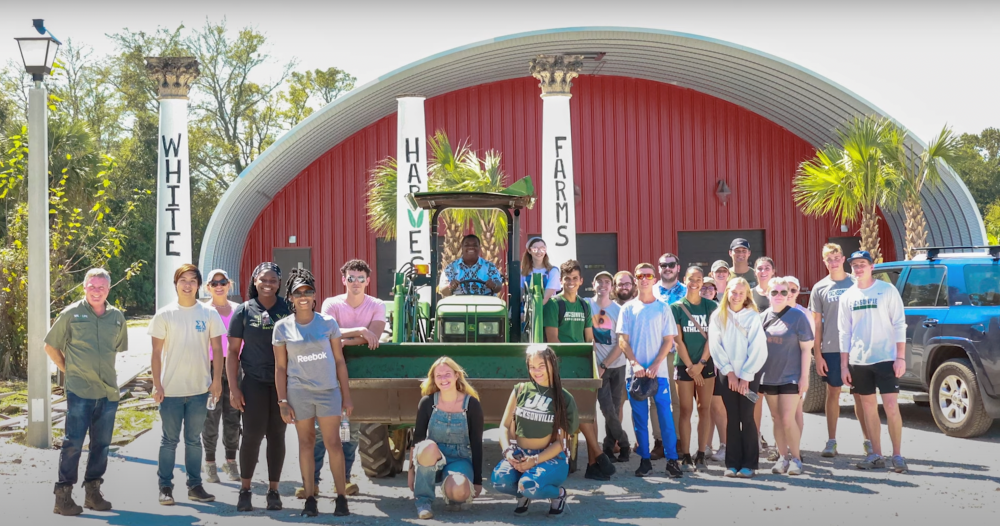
714, 369, 726, 396
848, 362, 899, 396
820, 353, 844, 388
675, 357, 717, 382
288, 386, 343, 420
759, 383, 800, 395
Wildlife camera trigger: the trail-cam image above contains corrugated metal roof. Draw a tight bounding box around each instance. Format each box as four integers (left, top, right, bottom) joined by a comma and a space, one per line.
200, 27, 985, 276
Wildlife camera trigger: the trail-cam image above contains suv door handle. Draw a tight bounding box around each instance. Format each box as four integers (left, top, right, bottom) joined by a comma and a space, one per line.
922, 319, 938, 328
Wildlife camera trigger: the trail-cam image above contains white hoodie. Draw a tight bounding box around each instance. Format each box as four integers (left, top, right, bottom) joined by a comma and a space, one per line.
709, 307, 769, 382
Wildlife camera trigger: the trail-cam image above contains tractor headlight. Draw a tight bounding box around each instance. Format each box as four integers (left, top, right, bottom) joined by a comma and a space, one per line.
478, 321, 500, 336
444, 321, 465, 335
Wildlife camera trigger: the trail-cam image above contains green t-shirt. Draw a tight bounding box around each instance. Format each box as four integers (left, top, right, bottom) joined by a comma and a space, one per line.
542, 295, 592, 343
513, 381, 579, 439
670, 298, 718, 366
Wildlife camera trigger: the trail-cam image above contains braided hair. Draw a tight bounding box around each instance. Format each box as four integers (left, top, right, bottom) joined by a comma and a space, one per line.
284, 267, 317, 312
248, 262, 281, 299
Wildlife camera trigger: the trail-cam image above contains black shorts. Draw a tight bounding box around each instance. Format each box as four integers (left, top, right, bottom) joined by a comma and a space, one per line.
849, 361, 899, 395
759, 383, 800, 395
714, 371, 725, 395
675, 357, 717, 382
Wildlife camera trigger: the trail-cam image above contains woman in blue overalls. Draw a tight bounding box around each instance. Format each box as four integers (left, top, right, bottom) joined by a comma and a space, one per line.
408, 357, 484, 520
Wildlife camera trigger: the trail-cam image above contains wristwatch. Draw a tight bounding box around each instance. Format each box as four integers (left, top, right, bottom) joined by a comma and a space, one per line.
599, 363, 608, 371
698, 358, 708, 365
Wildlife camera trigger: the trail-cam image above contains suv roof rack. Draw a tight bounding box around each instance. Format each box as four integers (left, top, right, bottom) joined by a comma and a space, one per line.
917, 246, 1000, 261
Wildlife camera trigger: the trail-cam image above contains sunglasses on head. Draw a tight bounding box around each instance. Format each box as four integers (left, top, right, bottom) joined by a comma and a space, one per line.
769, 289, 789, 297
659, 262, 678, 269
209, 279, 229, 287
636, 274, 656, 281
346, 276, 367, 283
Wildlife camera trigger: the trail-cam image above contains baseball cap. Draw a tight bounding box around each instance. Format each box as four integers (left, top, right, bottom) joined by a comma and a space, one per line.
847, 250, 873, 264
711, 260, 731, 272
593, 271, 614, 282
206, 269, 230, 283
730, 238, 750, 250
785, 276, 800, 288
703, 277, 716, 287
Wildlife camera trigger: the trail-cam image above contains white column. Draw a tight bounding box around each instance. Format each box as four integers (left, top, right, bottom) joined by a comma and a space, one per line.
26, 81, 51, 449
146, 58, 199, 310
396, 96, 431, 303
531, 55, 583, 266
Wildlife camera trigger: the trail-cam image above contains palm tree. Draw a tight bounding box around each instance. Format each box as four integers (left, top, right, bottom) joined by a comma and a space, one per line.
793, 116, 902, 263
883, 124, 961, 259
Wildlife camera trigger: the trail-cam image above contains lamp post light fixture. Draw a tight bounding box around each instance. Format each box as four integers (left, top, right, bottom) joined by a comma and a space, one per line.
715, 179, 732, 206
15, 19, 61, 449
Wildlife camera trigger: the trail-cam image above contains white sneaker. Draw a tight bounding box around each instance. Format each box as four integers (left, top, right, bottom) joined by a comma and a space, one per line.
787, 458, 804, 476
710, 444, 726, 462
417, 503, 433, 519
863, 440, 874, 456
771, 458, 790, 474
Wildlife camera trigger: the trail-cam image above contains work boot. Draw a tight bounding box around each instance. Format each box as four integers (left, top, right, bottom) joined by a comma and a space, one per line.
649, 440, 665, 460
83, 479, 113, 511
223, 459, 241, 481
53, 485, 83, 516
204, 462, 221, 483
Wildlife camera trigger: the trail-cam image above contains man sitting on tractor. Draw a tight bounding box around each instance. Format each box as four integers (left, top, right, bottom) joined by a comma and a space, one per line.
438, 235, 503, 297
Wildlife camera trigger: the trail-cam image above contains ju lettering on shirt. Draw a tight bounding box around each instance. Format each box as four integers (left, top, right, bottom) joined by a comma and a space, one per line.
838, 280, 907, 365
148, 302, 227, 397
585, 298, 626, 368
670, 298, 718, 366
759, 307, 814, 385
321, 294, 386, 331
542, 295, 592, 343
809, 276, 855, 354
513, 381, 580, 439
229, 298, 291, 384
617, 299, 678, 378
272, 313, 342, 391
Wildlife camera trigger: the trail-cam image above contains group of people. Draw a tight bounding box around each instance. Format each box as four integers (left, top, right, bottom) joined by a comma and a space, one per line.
44, 234, 910, 519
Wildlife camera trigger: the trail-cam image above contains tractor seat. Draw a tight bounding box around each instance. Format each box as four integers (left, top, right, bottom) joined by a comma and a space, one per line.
436, 295, 507, 315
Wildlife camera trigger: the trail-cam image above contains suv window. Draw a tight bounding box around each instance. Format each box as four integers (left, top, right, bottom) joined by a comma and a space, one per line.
873, 268, 902, 286
901, 267, 948, 307
963, 265, 1000, 306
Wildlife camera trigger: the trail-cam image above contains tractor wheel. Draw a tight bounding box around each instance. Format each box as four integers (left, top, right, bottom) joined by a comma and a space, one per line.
359, 424, 404, 478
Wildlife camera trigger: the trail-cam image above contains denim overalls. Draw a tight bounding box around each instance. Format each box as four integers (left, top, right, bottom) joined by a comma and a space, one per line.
413, 393, 475, 508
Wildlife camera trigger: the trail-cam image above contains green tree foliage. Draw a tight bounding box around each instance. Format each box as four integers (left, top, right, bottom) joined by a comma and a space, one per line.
950, 128, 1000, 216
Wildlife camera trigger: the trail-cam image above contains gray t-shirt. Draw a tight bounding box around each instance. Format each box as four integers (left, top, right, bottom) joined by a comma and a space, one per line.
808, 276, 855, 354
759, 307, 814, 385
585, 298, 626, 369
752, 287, 770, 311
617, 298, 678, 379
733, 269, 757, 289
272, 313, 343, 391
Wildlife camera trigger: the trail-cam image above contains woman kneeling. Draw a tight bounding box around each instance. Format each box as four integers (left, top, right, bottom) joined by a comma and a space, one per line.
408, 357, 484, 519
492, 345, 578, 516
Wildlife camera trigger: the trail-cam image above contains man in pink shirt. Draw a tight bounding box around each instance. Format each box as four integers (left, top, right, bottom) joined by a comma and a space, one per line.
297, 259, 386, 498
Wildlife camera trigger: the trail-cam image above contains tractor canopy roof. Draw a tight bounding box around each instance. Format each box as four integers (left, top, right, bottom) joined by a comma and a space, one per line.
405, 177, 536, 212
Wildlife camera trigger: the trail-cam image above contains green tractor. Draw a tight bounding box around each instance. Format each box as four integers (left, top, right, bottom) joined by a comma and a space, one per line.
349, 178, 600, 478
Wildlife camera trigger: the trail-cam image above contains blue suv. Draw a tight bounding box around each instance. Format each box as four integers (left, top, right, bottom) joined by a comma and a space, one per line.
871, 246, 1000, 437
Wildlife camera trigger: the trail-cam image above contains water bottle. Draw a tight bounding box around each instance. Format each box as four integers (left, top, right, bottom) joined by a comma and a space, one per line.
340, 413, 351, 442
206, 394, 217, 411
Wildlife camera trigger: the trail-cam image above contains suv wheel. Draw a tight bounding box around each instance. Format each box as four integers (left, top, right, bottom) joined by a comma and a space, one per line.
929, 358, 994, 438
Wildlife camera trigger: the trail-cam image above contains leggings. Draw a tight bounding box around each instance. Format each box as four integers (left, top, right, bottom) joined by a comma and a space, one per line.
239, 375, 287, 482
720, 374, 761, 471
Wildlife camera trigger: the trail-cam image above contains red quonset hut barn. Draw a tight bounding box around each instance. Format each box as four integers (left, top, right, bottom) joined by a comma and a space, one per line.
200, 28, 985, 302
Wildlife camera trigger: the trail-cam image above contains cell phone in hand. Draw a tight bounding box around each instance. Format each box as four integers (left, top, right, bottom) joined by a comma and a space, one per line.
511, 449, 526, 462
744, 391, 759, 403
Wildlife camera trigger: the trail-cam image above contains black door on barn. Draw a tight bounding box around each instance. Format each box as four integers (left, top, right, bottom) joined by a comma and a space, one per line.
272, 248, 312, 284
375, 238, 397, 301
829, 236, 861, 272
576, 233, 618, 295
676, 230, 767, 274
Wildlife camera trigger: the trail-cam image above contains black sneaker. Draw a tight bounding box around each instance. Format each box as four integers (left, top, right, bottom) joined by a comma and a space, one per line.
665, 459, 684, 478
635, 458, 653, 477
514, 496, 530, 515
694, 451, 707, 471
548, 487, 568, 516
616, 446, 631, 463
333, 495, 350, 517
680, 453, 695, 472
158, 486, 175, 506
188, 485, 215, 502
596, 453, 617, 477
236, 488, 252, 512
301, 496, 318, 517
266, 489, 282, 510
584, 463, 611, 481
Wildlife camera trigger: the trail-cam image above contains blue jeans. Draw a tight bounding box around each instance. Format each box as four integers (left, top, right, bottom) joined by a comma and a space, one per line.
414, 441, 474, 507
628, 376, 678, 460
491, 449, 568, 500
158, 393, 210, 489
313, 423, 357, 484
57, 392, 118, 487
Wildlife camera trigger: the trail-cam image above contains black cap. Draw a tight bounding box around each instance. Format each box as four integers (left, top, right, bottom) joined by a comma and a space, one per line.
730, 238, 750, 250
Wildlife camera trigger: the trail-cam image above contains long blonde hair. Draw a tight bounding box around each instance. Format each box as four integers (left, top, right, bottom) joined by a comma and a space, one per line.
718, 277, 758, 328
420, 356, 480, 399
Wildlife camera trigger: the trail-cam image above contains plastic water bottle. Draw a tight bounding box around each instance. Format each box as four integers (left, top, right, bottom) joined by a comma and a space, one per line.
206, 395, 217, 411
340, 413, 351, 442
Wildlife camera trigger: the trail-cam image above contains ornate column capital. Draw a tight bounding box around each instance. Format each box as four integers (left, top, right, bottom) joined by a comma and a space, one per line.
529, 54, 584, 97
145, 57, 200, 99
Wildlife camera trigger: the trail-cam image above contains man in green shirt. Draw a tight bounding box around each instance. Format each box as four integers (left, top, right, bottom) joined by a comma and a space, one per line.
44, 268, 128, 516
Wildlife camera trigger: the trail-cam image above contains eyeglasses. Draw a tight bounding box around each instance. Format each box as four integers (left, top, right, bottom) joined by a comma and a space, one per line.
769, 289, 789, 297
346, 276, 367, 283
291, 290, 316, 298
636, 274, 656, 281
616, 281, 634, 288
659, 262, 678, 269
209, 279, 229, 287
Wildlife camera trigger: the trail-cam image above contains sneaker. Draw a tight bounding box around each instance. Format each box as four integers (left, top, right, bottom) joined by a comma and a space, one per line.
514, 496, 531, 515
635, 458, 653, 477
857, 454, 886, 470
736, 468, 755, 478
294, 486, 319, 499
771, 458, 790, 474
223, 460, 240, 481
585, 463, 611, 481
863, 440, 874, 456
302, 496, 318, 517
787, 458, 804, 476
705, 446, 713, 459
188, 485, 216, 503
236, 488, 252, 512
724, 468, 738, 478
548, 487, 568, 516
710, 444, 727, 463
596, 453, 617, 476
417, 503, 434, 519
616, 447, 631, 463
665, 459, 684, 478
649, 440, 665, 460
333, 495, 350, 517
158, 486, 175, 506
821, 440, 838, 458
342, 482, 360, 496
759, 435, 769, 453
694, 451, 707, 472
891, 455, 908, 473
679, 454, 694, 472
204, 462, 221, 484
766, 448, 781, 462
266, 489, 282, 510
